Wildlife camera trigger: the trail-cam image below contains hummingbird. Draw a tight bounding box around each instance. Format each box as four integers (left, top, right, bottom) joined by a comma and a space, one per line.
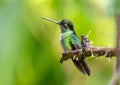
42, 17, 91, 76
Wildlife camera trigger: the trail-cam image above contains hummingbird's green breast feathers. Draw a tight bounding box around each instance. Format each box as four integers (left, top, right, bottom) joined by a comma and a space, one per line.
60, 31, 73, 50
60, 30, 82, 51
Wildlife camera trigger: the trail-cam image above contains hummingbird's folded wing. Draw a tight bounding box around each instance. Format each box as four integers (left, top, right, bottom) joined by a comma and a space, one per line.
72, 59, 86, 74
69, 34, 91, 76
79, 59, 91, 76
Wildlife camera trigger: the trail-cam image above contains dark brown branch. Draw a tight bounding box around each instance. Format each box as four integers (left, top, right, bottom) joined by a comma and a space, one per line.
60, 34, 116, 63
60, 46, 116, 63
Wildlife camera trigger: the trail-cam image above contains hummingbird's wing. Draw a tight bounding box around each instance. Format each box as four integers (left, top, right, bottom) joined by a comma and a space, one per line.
69, 38, 86, 74
70, 34, 91, 76
79, 58, 91, 76
72, 58, 86, 74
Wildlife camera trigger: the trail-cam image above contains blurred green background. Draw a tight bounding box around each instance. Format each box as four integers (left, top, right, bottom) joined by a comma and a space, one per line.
0, 0, 118, 85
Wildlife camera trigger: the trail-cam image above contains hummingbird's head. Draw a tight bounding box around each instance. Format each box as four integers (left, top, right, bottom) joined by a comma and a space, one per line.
59, 19, 74, 33
41, 17, 75, 33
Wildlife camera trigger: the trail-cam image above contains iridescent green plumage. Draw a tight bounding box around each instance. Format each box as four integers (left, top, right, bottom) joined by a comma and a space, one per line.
60, 30, 81, 51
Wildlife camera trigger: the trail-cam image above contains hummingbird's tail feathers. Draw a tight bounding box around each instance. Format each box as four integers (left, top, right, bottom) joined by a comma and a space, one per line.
79, 59, 91, 76
72, 59, 86, 75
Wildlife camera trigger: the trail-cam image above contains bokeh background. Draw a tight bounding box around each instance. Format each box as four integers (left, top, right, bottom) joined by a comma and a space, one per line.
0, 0, 119, 85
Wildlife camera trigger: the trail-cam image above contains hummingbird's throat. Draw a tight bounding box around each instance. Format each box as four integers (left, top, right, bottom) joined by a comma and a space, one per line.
60, 25, 71, 33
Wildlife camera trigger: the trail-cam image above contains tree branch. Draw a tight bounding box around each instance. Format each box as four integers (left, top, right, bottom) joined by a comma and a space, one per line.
60, 46, 116, 63
60, 34, 116, 63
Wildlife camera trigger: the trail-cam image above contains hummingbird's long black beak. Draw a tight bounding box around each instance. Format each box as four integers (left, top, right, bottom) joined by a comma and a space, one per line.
41, 17, 60, 24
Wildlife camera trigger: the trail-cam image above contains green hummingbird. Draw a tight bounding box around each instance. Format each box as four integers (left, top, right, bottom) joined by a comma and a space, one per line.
42, 17, 91, 76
